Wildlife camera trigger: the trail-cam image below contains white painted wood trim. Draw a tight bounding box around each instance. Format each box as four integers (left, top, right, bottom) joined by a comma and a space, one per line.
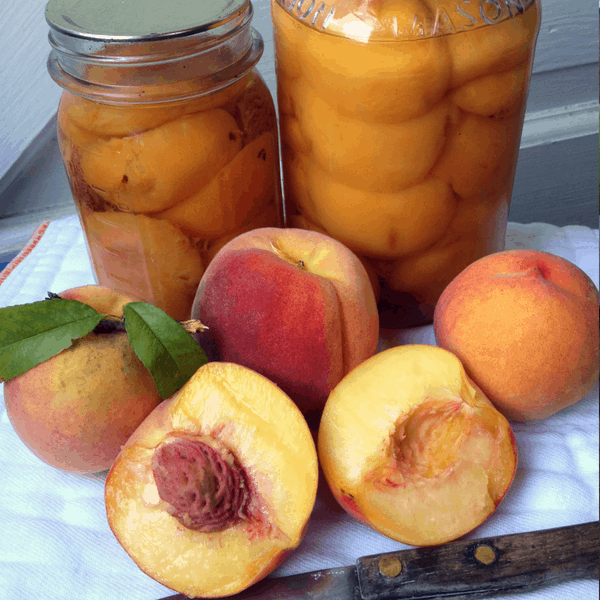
521, 101, 600, 149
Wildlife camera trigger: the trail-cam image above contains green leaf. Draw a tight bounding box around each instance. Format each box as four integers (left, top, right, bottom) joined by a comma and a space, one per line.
123, 302, 208, 399
0, 298, 104, 382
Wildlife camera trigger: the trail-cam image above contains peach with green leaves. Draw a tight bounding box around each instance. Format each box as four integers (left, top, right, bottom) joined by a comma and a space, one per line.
2, 285, 207, 473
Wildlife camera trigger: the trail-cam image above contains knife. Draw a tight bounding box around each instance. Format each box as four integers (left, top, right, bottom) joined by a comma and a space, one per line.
158, 521, 599, 600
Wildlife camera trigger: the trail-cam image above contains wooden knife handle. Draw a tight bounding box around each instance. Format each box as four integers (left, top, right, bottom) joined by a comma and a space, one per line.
356, 521, 599, 600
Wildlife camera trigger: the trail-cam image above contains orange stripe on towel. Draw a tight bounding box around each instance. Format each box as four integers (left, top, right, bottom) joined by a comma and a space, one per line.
0, 221, 51, 286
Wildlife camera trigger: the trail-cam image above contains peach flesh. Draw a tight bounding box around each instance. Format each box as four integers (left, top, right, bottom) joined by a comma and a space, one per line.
318, 345, 517, 546
105, 361, 318, 598
78, 109, 242, 214
85, 211, 205, 321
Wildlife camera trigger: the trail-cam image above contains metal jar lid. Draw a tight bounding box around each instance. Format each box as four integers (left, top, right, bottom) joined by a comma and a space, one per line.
46, 0, 263, 103
46, 0, 250, 41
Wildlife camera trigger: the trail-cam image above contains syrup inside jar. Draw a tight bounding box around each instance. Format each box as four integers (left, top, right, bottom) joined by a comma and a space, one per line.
272, 0, 541, 327
48, 0, 283, 320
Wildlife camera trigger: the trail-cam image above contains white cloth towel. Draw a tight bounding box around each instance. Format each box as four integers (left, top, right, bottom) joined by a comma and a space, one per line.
0, 215, 598, 600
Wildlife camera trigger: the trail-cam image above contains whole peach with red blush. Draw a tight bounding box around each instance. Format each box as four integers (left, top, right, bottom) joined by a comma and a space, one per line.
191, 227, 379, 419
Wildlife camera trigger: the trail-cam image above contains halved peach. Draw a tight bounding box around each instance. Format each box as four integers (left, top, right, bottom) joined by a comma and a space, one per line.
372, 196, 508, 305
302, 162, 457, 259
431, 112, 517, 199
271, 1, 451, 123
293, 87, 450, 192
79, 109, 242, 213
84, 211, 204, 320
446, 2, 539, 88
58, 76, 250, 138
105, 362, 318, 598
318, 345, 517, 546
157, 132, 278, 238
449, 65, 528, 119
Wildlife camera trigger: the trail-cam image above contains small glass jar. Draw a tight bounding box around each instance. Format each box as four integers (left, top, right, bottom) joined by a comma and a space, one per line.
272, 0, 541, 327
46, 0, 283, 320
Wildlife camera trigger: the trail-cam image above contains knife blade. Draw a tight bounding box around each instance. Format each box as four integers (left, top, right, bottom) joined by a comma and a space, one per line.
157, 521, 599, 600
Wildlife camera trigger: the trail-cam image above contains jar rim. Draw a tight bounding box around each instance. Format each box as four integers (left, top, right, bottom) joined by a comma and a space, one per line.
45, 0, 264, 104
272, 0, 537, 42
47, 30, 264, 104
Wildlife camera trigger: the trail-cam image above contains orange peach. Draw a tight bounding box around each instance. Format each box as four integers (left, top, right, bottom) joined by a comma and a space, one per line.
191, 227, 379, 418
445, 1, 539, 89
434, 250, 600, 421
59, 78, 251, 139
318, 344, 517, 546
430, 111, 518, 200
105, 361, 318, 598
222, 72, 279, 144
272, 0, 452, 123
449, 65, 528, 119
293, 86, 450, 192
370, 195, 508, 306
3, 285, 162, 473
300, 162, 458, 260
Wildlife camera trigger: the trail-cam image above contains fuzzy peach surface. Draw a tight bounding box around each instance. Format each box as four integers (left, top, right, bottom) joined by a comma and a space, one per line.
3, 285, 163, 473
434, 249, 599, 421
192, 227, 379, 416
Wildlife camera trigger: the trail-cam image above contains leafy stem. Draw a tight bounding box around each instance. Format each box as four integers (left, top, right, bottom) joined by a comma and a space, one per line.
2, 293, 210, 398
45, 292, 208, 337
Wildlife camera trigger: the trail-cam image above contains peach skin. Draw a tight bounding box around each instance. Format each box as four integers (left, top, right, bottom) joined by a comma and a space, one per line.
4, 285, 162, 473
434, 249, 600, 421
191, 227, 379, 418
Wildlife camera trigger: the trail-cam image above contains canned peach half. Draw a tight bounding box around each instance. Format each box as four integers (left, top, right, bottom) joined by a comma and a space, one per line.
79, 109, 242, 213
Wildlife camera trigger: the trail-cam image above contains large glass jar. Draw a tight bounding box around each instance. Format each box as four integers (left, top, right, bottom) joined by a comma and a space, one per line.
46, 0, 283, 321
272, 0, 540, 327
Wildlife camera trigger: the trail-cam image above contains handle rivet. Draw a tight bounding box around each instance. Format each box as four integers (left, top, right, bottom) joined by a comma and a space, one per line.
474, 544, 496, 565
379, 556, 402, 578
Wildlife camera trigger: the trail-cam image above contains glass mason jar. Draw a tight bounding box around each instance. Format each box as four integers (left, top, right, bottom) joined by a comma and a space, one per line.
272, 0, 541, 327
46, 0, 283, 321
